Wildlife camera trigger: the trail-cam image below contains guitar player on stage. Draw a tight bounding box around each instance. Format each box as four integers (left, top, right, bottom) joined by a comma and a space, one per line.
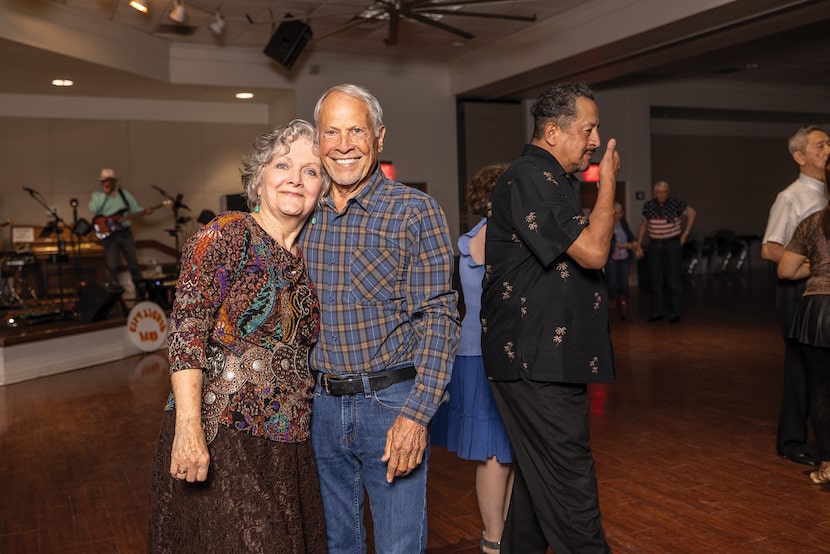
88, 167, 153, 299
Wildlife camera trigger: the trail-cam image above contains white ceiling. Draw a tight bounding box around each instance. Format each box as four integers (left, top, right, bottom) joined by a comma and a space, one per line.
3, 0, 830, 104
0, 0, 570, 102
67, 0, 563, 61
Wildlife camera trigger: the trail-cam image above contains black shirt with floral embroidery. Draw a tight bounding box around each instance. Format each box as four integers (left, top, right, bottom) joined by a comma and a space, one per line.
481, 144, 616, 384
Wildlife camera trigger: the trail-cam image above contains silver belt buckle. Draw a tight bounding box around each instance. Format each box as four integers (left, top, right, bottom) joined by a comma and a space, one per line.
322, 374, 335, 395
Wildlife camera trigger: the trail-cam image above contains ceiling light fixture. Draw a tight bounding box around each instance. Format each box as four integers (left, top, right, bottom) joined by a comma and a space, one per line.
51, 79, 74, 87
208, 13, 225, 35
168, 1, 187, 24
129, 0, 149, 13
235, 92, 254, 100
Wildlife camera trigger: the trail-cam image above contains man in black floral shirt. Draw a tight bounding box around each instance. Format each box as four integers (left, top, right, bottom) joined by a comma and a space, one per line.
481, 83, 620, 554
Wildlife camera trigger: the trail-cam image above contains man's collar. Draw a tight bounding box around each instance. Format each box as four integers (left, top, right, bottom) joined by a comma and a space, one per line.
524, 143, 571, 181
324, 165, 384, 213
797, 173, 826, 192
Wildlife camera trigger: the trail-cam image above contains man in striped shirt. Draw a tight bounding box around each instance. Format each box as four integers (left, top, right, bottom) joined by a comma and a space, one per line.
636, 180, 697, 323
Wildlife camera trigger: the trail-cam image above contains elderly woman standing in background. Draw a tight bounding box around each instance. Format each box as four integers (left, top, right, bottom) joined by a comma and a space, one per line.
148, 119, 329, 553
777, 161, 830, 486
606, 201, 638, 321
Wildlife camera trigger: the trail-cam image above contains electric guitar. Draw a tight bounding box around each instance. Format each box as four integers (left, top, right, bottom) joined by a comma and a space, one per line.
92, 199, 172, 240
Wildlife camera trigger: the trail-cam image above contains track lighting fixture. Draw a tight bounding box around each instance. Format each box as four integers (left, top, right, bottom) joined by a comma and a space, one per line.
168, 1, 187, 24
208, 13, 225, 35
129, 0, 149, 13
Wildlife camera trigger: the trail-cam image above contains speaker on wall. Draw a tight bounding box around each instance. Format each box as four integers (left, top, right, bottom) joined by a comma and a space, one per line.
263, 15, 313, 70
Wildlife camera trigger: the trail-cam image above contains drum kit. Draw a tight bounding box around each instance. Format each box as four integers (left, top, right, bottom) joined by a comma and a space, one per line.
0, 218, 34, 305
1, 247, 38, 307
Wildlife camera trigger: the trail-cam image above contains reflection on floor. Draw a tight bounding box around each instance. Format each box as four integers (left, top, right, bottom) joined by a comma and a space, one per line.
2, 270, 828, 553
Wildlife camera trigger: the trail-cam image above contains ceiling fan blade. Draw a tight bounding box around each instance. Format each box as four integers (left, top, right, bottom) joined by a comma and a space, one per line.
410, 0, 533, 7
417, 8, 536, 22
313, 15, 384, 42
404, 11, 475, 39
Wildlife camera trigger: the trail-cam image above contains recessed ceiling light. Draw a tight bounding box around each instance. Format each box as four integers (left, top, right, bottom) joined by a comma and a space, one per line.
450, 40, 467, 48
51, 79, 74, 87
235, 92, 254, 100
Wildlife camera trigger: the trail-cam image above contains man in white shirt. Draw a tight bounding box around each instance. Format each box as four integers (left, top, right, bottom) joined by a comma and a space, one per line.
761, 125, 830, 467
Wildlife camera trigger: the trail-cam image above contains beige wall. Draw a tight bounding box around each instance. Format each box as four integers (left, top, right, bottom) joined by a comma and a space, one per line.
0, 58, 461, 261
4, 76, 830, 273
0, 117, 264, 260
594, 80, 830, 270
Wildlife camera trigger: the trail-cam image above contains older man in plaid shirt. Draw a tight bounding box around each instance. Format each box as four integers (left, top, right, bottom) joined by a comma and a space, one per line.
301, 83, 460, 554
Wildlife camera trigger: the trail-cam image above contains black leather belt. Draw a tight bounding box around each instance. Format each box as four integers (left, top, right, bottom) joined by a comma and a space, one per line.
313, 365, 416, 396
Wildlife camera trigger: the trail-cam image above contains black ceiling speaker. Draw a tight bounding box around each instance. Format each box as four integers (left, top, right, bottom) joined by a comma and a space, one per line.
263, 15, 313, 70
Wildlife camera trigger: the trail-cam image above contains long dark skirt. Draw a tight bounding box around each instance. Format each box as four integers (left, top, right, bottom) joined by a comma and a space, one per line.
148, 410, 327, 553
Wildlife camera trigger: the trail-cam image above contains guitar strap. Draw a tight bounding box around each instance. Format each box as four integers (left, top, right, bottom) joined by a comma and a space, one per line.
117, 188, 130, 213
95, 188, 129, 215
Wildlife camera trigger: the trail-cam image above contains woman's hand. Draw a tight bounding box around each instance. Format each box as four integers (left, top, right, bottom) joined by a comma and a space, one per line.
778, 250, 810, 280
169, 368, 210, 482
170, 415, 210, 482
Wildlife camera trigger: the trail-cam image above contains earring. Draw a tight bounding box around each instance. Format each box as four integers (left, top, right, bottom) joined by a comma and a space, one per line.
311, 216, 317, 225
254, 195, 261, 213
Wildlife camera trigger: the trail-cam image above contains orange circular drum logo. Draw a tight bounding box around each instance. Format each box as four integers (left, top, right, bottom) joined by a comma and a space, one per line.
127, 301, 169, 352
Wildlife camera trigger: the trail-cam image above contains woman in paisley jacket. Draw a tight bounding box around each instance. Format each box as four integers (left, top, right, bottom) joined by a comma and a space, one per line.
148, 119, 329, 553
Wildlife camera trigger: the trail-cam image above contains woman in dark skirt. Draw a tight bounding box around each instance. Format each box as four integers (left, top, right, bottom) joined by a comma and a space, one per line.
778, 161, 830, 486
148, 119, 329, 553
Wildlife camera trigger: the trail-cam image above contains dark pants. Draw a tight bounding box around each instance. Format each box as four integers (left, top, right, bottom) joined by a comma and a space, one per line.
775, 279, 812, 456
647, 237, 682, 318
103, 228, 144, 292
605, 256, 631, 300
801, 344, 830, 461
490, 379, 609, 554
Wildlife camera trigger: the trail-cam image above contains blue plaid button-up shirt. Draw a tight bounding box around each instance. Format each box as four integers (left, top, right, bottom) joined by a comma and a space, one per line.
301, 167, 460, 425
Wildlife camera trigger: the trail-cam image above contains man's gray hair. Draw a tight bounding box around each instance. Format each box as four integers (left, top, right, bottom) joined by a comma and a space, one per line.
652, 180, 670, 193
788, 125, 825, 155
313, 83, 384, 137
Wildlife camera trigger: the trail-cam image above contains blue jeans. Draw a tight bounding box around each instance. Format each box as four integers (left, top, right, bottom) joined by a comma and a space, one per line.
604, 257, 631, 300
312, 374, 429, 554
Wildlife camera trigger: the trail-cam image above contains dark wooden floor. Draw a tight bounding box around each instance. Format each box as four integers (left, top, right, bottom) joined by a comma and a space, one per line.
2, 269, 830, 553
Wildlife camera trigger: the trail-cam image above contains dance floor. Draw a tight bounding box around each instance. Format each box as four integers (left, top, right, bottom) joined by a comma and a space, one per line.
1, 269, 829, 553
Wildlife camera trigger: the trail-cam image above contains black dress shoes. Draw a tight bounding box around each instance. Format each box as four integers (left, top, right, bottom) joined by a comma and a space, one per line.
669, 315, 681, 323
648, 315, 663, 322
778, 450, 819, 467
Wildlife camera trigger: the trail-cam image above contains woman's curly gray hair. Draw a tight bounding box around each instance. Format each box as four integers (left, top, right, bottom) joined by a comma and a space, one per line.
240, 119, 330, 210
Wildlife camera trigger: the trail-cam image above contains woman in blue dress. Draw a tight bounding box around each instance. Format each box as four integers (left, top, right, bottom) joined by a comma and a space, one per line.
432, 163, 513, 554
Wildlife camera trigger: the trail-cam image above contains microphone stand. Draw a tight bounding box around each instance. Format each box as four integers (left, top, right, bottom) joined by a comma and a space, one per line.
23, 187, 73, 320
69, 198, 85, 291
154, 185, 190, 253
